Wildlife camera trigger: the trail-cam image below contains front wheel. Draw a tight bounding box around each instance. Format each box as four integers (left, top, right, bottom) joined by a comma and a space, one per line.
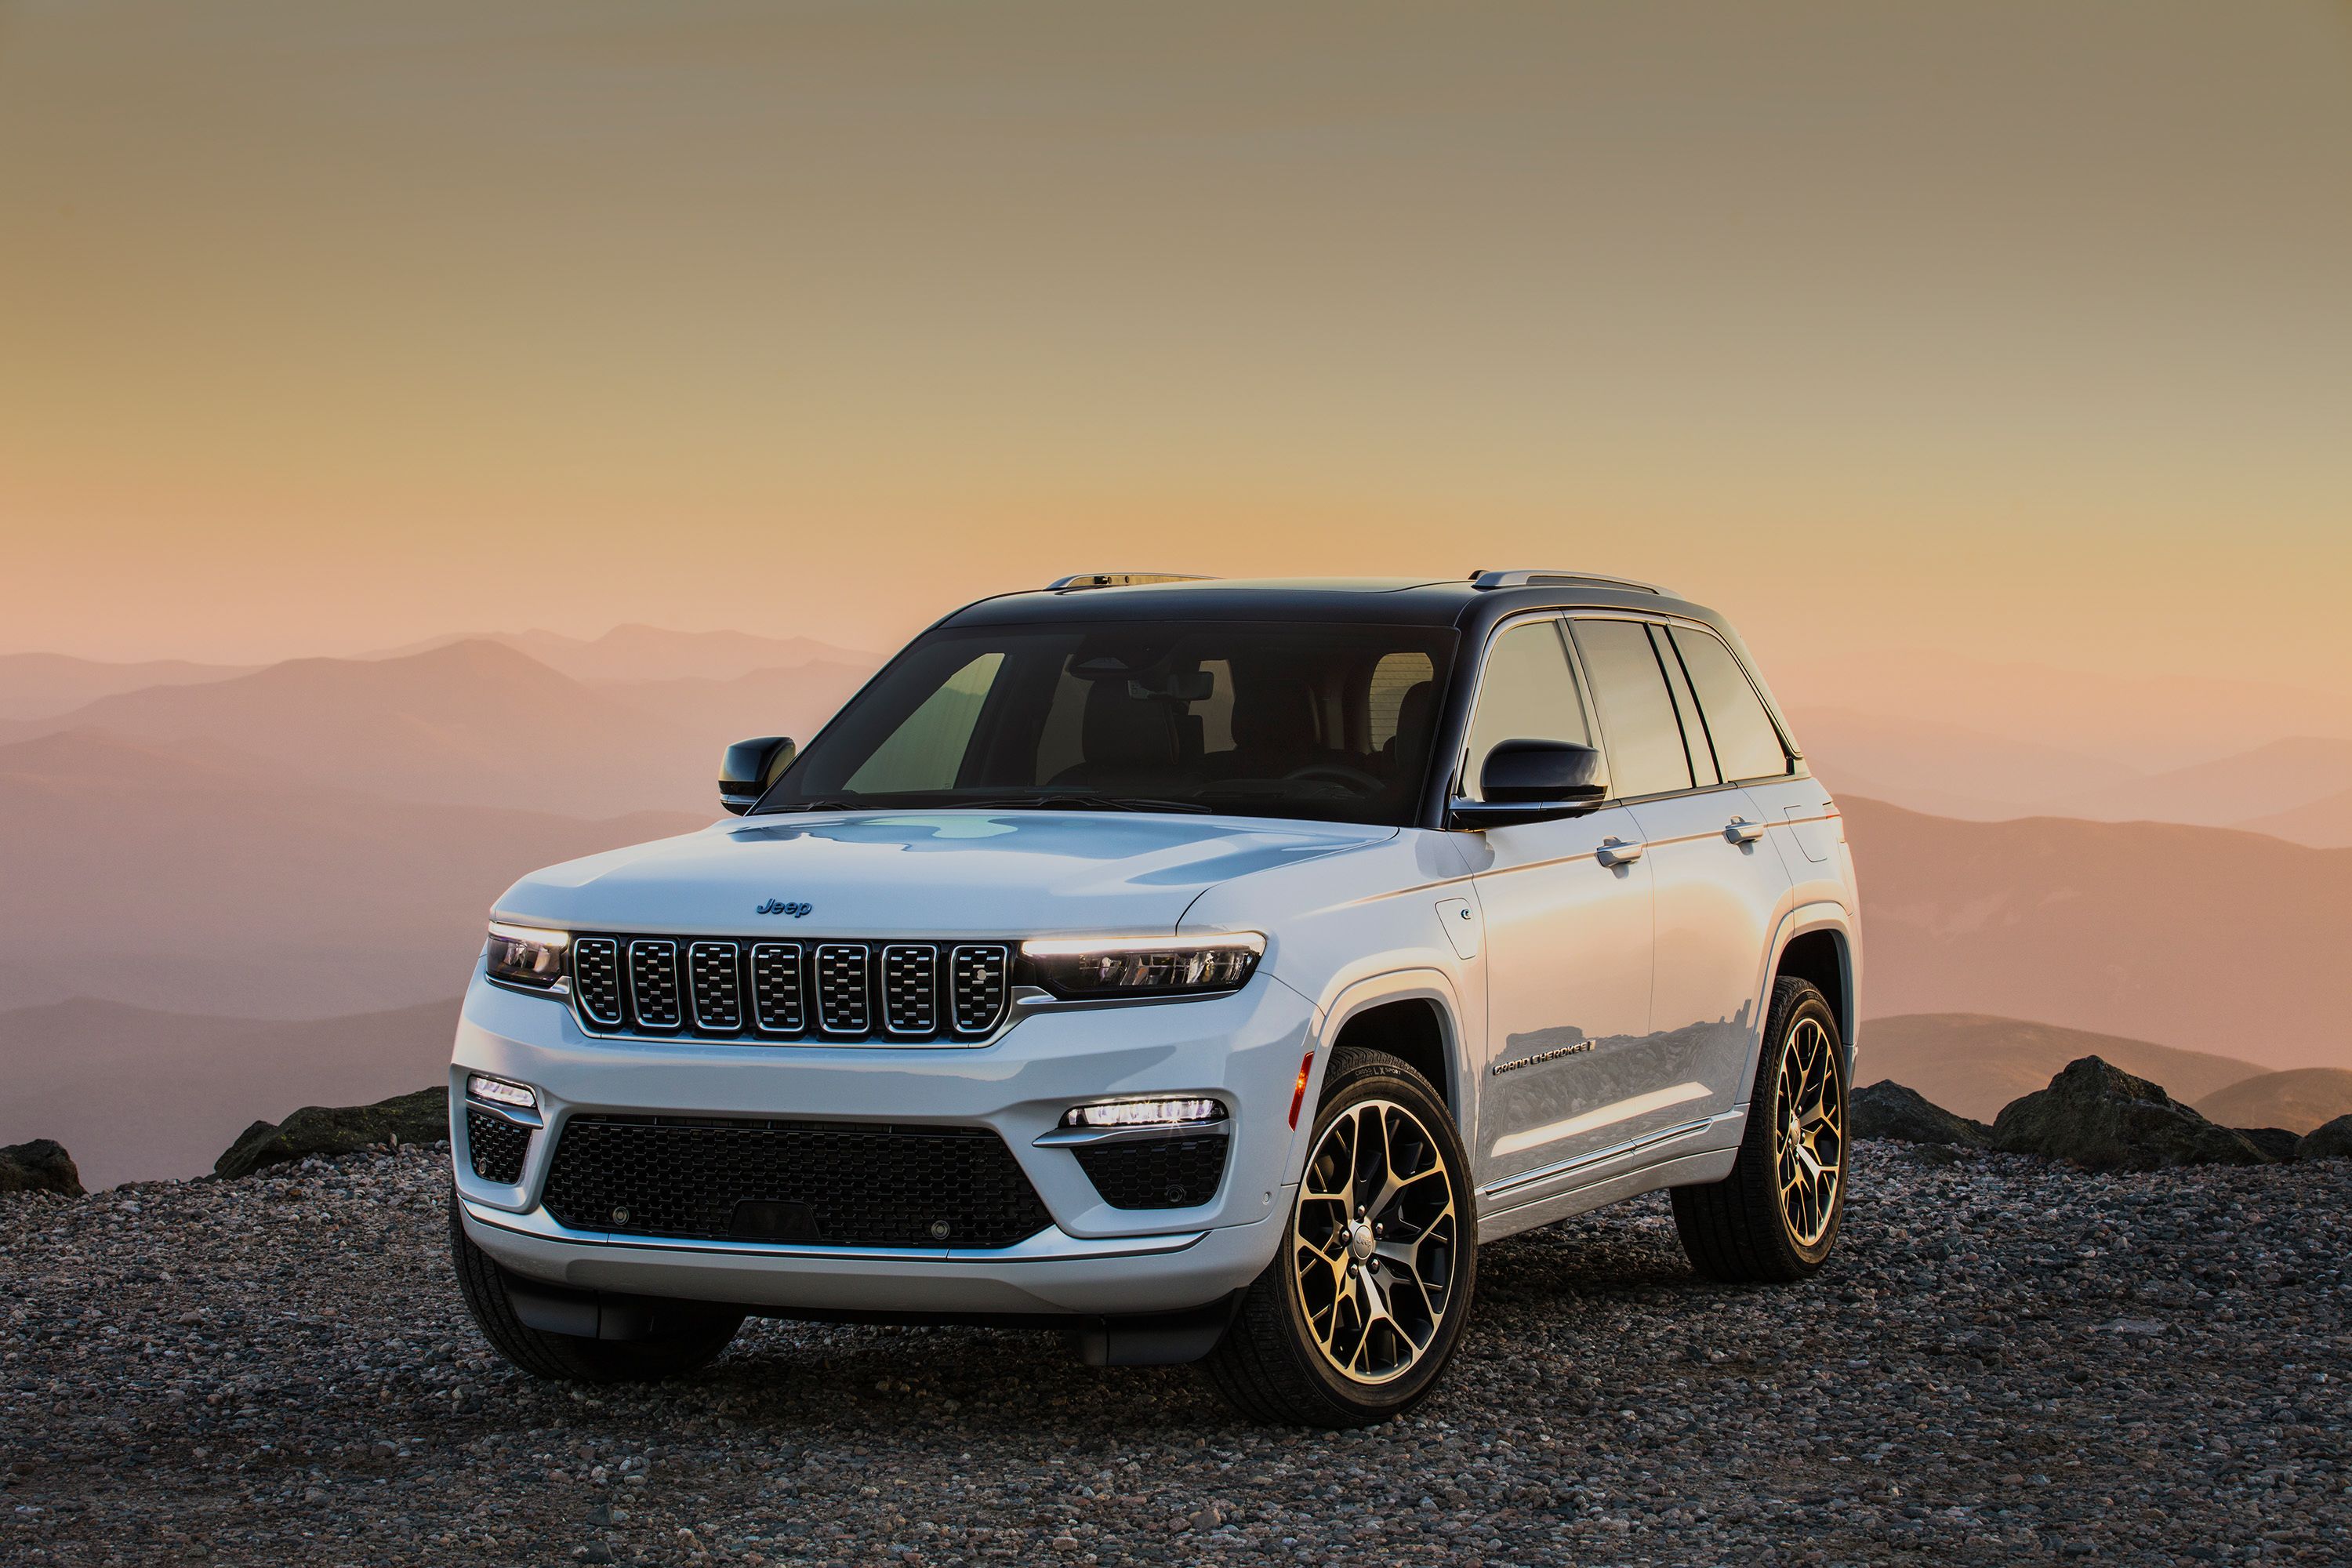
1200, 1047, 1476, 1427
1671, 976, 1848, 1282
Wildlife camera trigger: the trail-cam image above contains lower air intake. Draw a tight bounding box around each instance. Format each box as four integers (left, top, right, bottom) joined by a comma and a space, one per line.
466, 1105, 532, 1185
541, 1116, 1054, 1250
1073, 1134, 1229, 1210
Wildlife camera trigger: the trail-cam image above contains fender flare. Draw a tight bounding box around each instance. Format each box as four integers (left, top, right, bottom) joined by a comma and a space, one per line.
1279, 966, 1471, 1188
1729, 900, 1858, 1109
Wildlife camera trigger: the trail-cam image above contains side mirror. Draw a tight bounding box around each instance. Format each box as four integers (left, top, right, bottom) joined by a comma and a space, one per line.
719, 736, 796, 815
1449, 740, 1607, 829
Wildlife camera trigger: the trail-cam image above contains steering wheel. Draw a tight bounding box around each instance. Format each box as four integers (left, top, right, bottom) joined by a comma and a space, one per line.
1282, 763, 1384, 796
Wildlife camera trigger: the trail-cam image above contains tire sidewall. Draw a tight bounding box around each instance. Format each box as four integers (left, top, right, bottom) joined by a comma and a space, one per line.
1276, 1053, 1477, 1420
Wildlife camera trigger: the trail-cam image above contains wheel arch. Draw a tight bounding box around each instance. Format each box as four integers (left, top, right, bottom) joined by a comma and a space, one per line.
1730, 902, 1859, 1107
1286, 969, 1471, 1185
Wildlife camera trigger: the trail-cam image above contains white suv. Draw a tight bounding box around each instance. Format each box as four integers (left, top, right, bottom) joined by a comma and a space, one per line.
448, 571, 1860, 1427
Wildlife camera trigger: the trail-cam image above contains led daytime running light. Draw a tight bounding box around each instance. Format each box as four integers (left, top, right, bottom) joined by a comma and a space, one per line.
466, 1073, 537, 1110
1063, 1098, 1225, 1130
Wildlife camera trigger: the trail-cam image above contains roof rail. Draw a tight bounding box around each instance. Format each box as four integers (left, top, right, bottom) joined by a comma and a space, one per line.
1468, 568, 1669, 596
1045, 572, 1217, 591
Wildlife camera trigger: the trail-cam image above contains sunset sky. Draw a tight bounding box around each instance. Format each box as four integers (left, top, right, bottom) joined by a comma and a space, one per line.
2, 0, 2348, 690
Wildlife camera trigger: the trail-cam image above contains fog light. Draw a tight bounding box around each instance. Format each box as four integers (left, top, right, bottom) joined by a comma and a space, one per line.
1062, 1097, 1225, 1130
466, 1073, 537, 1111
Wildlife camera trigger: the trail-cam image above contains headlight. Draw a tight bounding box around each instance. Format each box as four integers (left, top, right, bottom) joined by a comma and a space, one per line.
485, 921, 569, 991
1020, 933, 1264, 999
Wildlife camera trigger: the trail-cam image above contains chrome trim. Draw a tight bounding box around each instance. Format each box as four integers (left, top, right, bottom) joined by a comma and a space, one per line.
748, 940, 805, 1034
570, 936, 624, 1027
625, 938, 684, 1032
1471, 568, 1669, 595
1034, 1117, 1231, 1148
880, 942, 938, 1036
949, 942, 1012, 1036
688, 939, 743, 1033
463, 1096, 545, 1131
814, 942, 871, 1035
1479, 1116, 1717, 1204
460, 1196, 1208, 1264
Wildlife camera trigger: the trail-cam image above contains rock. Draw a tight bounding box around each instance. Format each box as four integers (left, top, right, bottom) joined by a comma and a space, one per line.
212, 1088, 448, 1181
2297, 1113, 2352, 1162
2237, 1127, 2300, 1163
1851, 1080, 1991, 1147
0, 1138, 85, 1199
1992, 1057, 2270, 1171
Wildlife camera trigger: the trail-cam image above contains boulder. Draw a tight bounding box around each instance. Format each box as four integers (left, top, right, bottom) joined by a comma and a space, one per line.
1851, 1080, 1991, 1147
2237, 1127, 2301, 1163
2297, 1114, 2352, 1163
0, 1138, 85, 1199
1992, 1056, 2271, 1171
213, 1087, 448, 1181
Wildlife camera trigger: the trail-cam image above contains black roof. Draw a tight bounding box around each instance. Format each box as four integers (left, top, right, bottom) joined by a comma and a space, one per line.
938, 575, 1733, 641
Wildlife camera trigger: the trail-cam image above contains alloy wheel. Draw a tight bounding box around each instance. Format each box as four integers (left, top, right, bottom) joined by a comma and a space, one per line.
1775, 1016, 1844, 1247
1291, 1098, 1461, 1385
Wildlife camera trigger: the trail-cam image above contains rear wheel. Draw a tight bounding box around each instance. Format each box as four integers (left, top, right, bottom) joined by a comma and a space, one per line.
448, 1191, 743, 1382
1201, 1047, 1475, 1427
1671, 977, 1847, 1282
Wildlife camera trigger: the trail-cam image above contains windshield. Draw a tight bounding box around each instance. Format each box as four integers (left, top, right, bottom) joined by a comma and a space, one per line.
760, 621, 1457, 826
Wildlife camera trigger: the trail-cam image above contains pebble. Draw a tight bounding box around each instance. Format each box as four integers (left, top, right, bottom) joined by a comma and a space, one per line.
2, 1140, 2347, 1563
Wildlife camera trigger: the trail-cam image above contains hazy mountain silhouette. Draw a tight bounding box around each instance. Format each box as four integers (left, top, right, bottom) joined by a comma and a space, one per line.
368, 624, 873, 684
1857, 1013, 2262, 1123
0, 651, 257, 720
1773, 649, 2351, 771
0, 640, 719, 817
1788, 705, 2137, 822
2055, 737, 2352, 836
599, 660, 877, 763
1843, 797, 2352, 1072
2192, 1068, 2352, 1136
0, 728, 704, 1018
2235, 786, 2352, 850
0, 997, 463, 1189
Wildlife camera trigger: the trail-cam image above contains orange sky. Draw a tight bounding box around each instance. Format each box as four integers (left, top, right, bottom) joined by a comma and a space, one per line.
2, 0, 2348, 686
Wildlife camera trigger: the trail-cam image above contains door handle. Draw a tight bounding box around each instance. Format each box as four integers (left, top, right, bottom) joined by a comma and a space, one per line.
1596, 837, 1646, 867
1724, 818, 1766, 844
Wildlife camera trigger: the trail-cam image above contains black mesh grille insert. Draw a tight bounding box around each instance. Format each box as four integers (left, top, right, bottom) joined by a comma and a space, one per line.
688, 941, 742, 1032
1074, 1134, 1229, 1210
542, 1116, 1054, 1249
881, 945, 937, 1035
750, 942, 804, 1033
815, 945, 870, 1035
951, 945, 1011, 1035
466, 1105, 532, 1185
572, 937, 622, 1026
567, 935, 1009, 1044
628, 940, 683, 1029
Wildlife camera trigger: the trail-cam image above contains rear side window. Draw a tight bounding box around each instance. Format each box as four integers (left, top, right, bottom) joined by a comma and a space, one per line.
1569, 619, 1693, 798
1461, 620, 1588, 800
1669, 628, 1789, 782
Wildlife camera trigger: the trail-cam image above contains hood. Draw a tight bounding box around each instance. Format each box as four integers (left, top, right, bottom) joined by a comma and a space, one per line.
492, 810, 1396, 937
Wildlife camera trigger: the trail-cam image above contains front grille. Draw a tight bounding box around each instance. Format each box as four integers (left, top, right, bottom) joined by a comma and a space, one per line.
466, 1105, 532, 1184
1074, 1134, 1229, 1210
541, 1115, 1054, 1249
564, 935, 1011, 1044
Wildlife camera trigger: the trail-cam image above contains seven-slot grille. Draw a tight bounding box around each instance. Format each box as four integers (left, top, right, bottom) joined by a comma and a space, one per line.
567, 935, 1011, 1044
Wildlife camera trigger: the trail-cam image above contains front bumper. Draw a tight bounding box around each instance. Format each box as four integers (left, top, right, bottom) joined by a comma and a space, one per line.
448, 969, 1315, 1316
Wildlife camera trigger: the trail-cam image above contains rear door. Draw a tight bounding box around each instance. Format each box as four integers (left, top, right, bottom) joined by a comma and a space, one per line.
1568, 618, 1795, 1131
1458, 615, 1657, 1189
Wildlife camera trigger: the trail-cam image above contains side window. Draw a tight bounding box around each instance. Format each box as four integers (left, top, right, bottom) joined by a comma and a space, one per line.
1669, 628, 1790, 782
1569, 619, 1693, 797
846, 652, 1004, 793
1652, 626, 1719, 787
1461, 620, 1589, 800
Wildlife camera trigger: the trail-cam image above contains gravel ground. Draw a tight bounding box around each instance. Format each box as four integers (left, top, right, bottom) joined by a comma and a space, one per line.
4, 1142, 2347, 1567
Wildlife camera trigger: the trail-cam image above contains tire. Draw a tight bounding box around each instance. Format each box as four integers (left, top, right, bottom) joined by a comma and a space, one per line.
448, 1190, 743, 1383
1201, 1047, 1476, 1427
1671, 976, 1848, 1283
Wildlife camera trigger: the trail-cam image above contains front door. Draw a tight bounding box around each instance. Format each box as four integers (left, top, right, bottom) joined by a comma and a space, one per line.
1454, 617, 1657, 1189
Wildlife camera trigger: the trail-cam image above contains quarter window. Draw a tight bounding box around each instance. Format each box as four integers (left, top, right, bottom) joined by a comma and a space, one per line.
1669, 628, 1790, 782
1461, 620, 1588, 800
1569, 619, 1693, 798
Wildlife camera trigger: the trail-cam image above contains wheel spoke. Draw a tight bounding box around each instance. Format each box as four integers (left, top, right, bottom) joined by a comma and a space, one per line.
1290, 1094, 1460, 1387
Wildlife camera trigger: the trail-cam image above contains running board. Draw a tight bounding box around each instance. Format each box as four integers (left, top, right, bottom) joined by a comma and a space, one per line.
1477, 1114, 1728, 1206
